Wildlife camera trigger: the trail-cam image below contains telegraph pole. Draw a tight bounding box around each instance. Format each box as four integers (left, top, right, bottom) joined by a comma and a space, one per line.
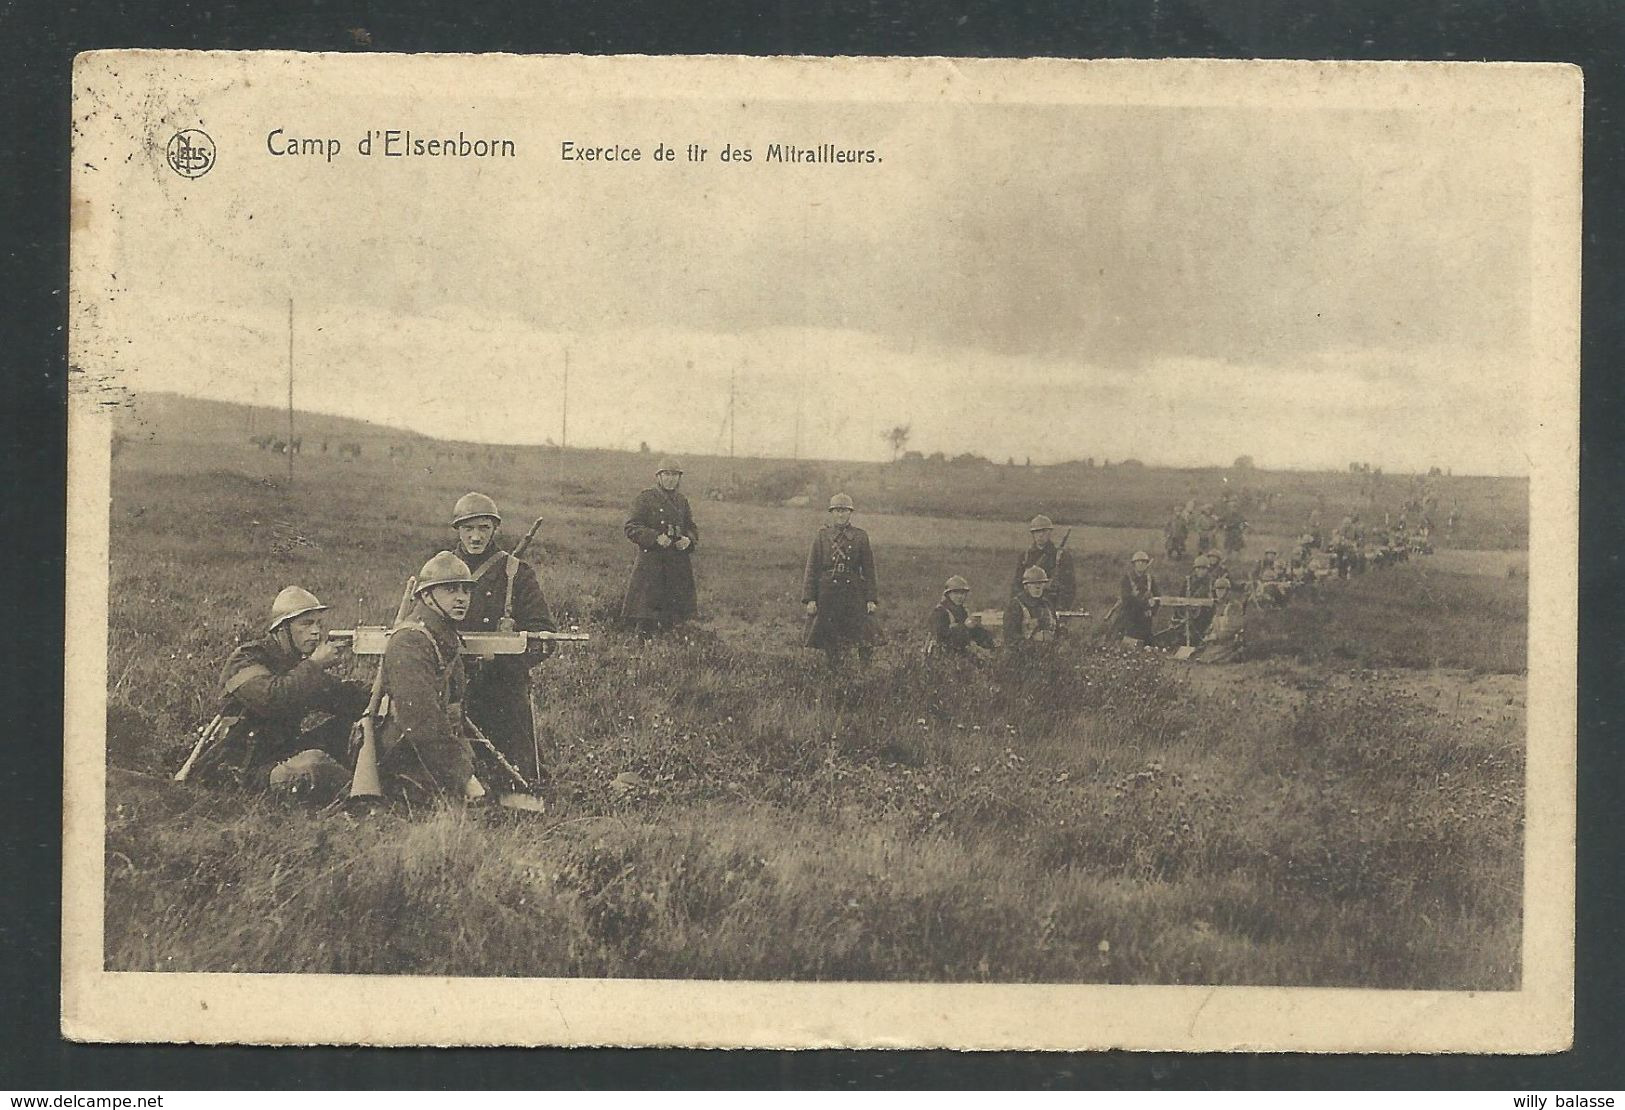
561, 346, 569, 450
286, 298, 295, 486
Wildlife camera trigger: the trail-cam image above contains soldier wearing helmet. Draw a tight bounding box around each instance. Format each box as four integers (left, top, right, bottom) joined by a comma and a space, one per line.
1009, 514, 1076, 610
927, 575, 995, 660
374, 552, 485, 801
621, 458, 700, 640
1194, 576, 1247, 663
802, 493, 880, 663
1111, 551, 1160, 644
447, 493, 558, 784
202, 586, 370, 799
1002, 565, 1060, 646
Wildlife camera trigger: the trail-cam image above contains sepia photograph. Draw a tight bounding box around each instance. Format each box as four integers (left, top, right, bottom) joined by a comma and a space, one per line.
62, 53, 1578, 1051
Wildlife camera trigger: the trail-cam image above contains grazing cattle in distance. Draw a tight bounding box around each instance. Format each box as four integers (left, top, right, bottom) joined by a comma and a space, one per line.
271, 439, 287, 454
338, 441, 362, 460
250, 434, 273, 451
289, 436, 302, 455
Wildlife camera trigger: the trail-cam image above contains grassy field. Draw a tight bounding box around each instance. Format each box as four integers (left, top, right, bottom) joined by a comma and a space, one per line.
101, 398, 1528, 987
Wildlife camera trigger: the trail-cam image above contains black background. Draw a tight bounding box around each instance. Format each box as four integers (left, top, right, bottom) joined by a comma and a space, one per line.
5, 0, 1621, 1090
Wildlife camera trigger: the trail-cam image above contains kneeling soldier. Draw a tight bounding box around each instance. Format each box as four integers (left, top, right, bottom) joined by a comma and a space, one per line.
1112, 551, 1159, 644
376, 552, 484, 802
1194, 576, 1247, 663
208, 586, 371, 801
1004, 565, 1060, 645
448, 492, 558, 785
927, 575, 996, 660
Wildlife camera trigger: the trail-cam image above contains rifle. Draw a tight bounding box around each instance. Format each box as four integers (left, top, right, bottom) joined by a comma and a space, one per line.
348, 575, 418, 801
172, 713, 226, 782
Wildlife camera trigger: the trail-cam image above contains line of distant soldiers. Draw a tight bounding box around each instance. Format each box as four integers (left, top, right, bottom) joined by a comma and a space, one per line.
187, 456, 1433, 808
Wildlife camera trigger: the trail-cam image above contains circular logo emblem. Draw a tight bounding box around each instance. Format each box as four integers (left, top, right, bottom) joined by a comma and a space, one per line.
165, 129, 216, 178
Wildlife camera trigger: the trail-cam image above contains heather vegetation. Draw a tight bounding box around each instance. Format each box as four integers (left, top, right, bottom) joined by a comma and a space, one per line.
102, 399, 1527, 986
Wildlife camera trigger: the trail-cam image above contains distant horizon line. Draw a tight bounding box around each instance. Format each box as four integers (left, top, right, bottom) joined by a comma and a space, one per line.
136, 387, 1530, 481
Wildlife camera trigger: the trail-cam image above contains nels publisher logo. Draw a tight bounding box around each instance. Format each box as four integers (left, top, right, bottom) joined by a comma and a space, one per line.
165, 128, 216, 178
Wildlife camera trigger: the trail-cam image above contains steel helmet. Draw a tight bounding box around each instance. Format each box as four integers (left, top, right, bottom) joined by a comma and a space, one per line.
1131, 550, 1151, 563
1028, 514, 1055, 532
1264, 547, 1278, 555
415, 551, 476, 593
655, 457, 684, 475
1021, 565, 1049, 585
267, 586, 328, 632
451, 492, 501, 527
828, 492, 855, 511
943, 575, 971, 594
1212, 577, 1233, 591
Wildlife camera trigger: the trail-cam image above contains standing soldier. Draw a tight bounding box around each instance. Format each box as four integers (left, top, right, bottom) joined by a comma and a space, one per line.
1009, 515, 1077, 610
621, 458, 699, 640
1195, 504, 1218, 554
927, 576, 996, 660
802, 493, 879, 664
1219, 495, 1247, 556
200, 586, 371, 800
375, 552, 484, 803
1164, 505, 1189, 561
448, 492, 558, 787
1110, 551, 1159, 644
1004, 565, 1060, 646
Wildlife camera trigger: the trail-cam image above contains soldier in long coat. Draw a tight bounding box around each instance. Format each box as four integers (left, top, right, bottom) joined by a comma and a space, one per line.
376, 552, 483, 802
1110, 551, 1159, 644
621, 458, 699, 638
802, 493, 879, 662
448, 492, 558, 785
1009, 515, 1077, 610
203, 586, 370, 799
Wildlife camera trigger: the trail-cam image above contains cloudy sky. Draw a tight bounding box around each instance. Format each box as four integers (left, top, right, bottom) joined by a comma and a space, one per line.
75, 58, 1546, 473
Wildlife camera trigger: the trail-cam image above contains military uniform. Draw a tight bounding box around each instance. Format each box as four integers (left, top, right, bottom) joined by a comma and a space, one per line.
1183, 564, 1215, 639
377, 598, 477, 800
1195, 591, 1247, 663
1111, 568, 1159, 643
1003, 591, 1060, 645
802, 522, 878, 659
456, 544, 557, 783
1164, 511, 1189, 560
927, 597, 996, 657
1009, 542, 1077, 610
207, 635, 370, 790
621, 486, 699, 628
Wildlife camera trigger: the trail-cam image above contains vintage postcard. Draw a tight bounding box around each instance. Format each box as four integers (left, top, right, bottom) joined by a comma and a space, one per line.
64, 53, 1579, 1050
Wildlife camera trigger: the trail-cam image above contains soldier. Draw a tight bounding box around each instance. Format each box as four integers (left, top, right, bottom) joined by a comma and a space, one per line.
1194, 577, 1247, 663
1218, 494, 1247, 555
927, 575, 996, 660
1184, 555, 1216, 640
621, 458, 700, 639
802, 493, 879, 663
1110, 551, 1159, 644
375, 552, 484, 803
1003, 565, 1060, 646
1204, 549, 1228, 581
448, 492, 558, 786
1009, 515, 1077, 609
1250, 547, 1279, 582
1194, 504, 1218, 554
202, 586, 370, 801
1164, 506, 1189, 561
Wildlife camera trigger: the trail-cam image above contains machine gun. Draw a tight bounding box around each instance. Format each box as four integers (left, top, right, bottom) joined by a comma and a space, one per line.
329, 627, 590, 655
